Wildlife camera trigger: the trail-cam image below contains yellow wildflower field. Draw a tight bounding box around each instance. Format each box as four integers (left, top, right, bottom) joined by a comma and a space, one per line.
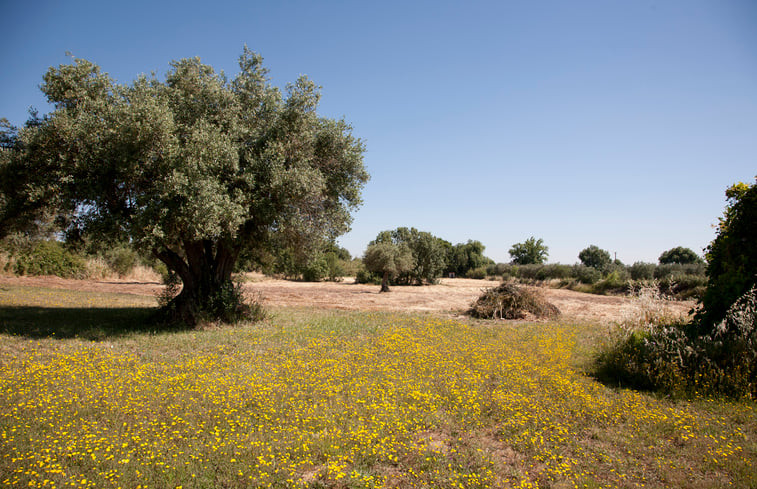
0, 289, 755, 488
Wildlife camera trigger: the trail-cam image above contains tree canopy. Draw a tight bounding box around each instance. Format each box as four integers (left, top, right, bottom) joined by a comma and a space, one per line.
362, 242, 413, 292
0, 48, 368, 324
369, 227, 449, 285
658, 246, 703, 265
578, 245, 612, 271
509, 237, 548, 265
446, 240, 492, 277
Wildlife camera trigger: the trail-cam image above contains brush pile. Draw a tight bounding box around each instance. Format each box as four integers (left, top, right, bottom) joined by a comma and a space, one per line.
469, 282, 560, 320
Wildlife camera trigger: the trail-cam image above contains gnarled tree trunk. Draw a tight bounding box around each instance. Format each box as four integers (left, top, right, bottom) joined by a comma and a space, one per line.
154, 240, 239, 325
380, 271, 391, 293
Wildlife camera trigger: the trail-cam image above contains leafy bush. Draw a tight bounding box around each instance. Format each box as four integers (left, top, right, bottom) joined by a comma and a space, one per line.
355, 268, 380, 285
371, 227, 451, 285
486, 263, 510, 277
654, 263, 705, 279
469, 282, 560, 320
103, 245, 140, 277
447, 240, 491, 277
658, 274, 708, 300
572, 265, 601, 285
12, 240, 87, 278
629, 262, 656, 280
323, 252, 345, 281
592, 269, 631, 295
206, 280, 266, 324
301, 256, 329, 282
465, 266, 488, 279
596, 285, 757, 398
536, 263, 573, 281
513, 264, 540, 281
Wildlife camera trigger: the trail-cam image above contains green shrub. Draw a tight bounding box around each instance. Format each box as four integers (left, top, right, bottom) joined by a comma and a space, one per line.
324, 252, 345, 282
465, 266, 488, 279
595, 324, 691, 394
535, 263, 572, 281
654, 263, 705, 279
206, 279, 266, 323
514, 264, 541, 281
592, 269, 631, 295
469, 282, 560, 320
301, 256, 328, 282
658, 274, 708, 300
572, 265, 601, 285
486, 263, 509, 277
355, 268, 380, 285
103, 245, 140, 277
596, 284, 757, 398
629, 262, 656, 280
13, 240, 87, 278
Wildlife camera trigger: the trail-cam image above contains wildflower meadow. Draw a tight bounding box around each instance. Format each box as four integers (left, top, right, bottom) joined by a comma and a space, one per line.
1, 287, 755, 488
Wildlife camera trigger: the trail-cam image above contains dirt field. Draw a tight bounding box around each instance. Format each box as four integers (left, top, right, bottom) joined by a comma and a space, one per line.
0, 274, 697, 323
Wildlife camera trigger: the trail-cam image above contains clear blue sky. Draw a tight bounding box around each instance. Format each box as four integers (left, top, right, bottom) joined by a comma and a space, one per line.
2, 0, 755, 264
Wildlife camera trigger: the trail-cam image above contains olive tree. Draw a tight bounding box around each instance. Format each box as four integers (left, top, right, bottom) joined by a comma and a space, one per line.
369, 227, 449, 285
0, 48, 368, 324
363, 242, 413, 292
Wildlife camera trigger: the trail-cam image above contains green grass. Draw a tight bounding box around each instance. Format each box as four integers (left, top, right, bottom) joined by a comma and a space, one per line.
0, 285, 181, 340
0, 286, 755, 488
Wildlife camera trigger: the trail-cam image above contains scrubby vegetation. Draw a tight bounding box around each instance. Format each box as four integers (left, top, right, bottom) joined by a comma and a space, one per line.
1, 235, 162, 281
486, 261, 706, 300
596, 284, 757, 398
597, 180, 757, 399
248, 242, 357, 282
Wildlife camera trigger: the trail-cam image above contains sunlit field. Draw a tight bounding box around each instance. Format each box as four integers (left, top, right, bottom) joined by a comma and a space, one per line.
1, 287, 755, 488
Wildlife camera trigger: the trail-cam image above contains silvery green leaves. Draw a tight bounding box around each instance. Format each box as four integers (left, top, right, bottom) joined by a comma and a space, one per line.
7, 49, 368, 324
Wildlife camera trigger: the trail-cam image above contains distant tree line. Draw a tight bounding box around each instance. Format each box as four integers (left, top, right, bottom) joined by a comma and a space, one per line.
488, 239, 707, 300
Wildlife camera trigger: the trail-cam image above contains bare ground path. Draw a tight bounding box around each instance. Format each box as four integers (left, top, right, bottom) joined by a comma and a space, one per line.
0, 274, 696, 323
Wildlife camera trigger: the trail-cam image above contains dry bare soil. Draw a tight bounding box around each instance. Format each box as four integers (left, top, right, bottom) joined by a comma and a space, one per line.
0, 274, 696, 323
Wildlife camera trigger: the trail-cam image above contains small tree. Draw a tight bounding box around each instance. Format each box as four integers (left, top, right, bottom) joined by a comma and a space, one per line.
509, 237, 548, 265
659, 246, 703, 265
446, 240, 492, 277
363, 242, 413, 292
578, 245, 612, 271
369, 227, 449, 285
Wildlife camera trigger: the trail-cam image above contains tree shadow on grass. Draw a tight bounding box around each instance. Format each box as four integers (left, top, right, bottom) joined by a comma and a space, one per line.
0, 306, 191, 340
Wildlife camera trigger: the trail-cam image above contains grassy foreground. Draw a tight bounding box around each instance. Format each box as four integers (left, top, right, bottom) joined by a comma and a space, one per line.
0, 287, 755, 488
